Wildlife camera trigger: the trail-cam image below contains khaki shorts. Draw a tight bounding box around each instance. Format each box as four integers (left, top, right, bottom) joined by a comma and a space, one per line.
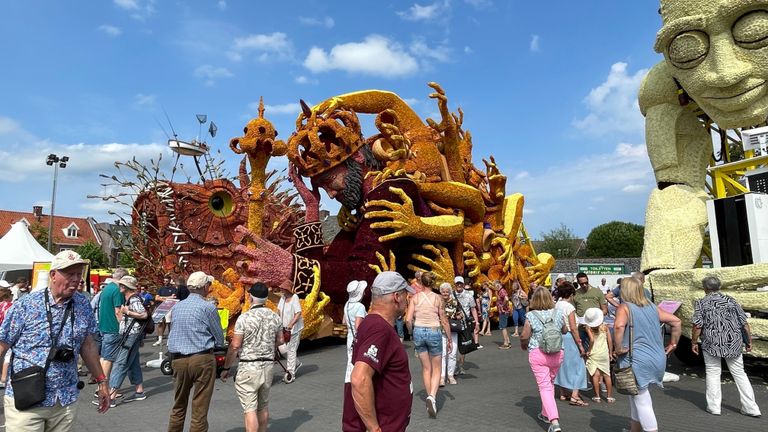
4, 395, 77, 432
235, 363, 274, 412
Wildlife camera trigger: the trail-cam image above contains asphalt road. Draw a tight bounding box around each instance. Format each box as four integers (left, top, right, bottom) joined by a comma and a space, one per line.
2, 332, 767, 431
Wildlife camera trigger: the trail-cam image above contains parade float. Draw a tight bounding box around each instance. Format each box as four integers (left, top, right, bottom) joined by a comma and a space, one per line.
106, 83, 553, 340
641, 0, 768, 361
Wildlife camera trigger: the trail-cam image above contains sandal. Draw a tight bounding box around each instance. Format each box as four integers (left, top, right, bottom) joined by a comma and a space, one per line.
569, 397, 589, 407
591, 396, 602, 403
606, 397, 616, 404
559, 395, 568, 401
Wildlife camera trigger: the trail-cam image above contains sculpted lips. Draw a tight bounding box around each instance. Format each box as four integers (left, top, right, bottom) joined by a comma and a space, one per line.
700, 80, 767, 111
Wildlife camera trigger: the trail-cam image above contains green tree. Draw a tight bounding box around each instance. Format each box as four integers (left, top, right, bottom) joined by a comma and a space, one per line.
586, 221, 645, 258
28, 222, 50, 251
76, 240, 109, 268
538, 223, 579, 258
118, 250, 136, 268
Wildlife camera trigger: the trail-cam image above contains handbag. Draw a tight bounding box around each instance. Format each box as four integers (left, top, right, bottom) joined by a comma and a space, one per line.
280, 300, 292, 343
11, 293, 73, 410
612, 305, 639, 396
453, 292, 477, 355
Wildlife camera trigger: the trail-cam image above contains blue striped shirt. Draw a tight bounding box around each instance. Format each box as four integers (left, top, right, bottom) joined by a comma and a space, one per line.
167, 294, 224, 355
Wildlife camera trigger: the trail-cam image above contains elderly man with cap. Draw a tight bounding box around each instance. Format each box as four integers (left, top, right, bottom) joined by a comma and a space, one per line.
0, 250, 110, 431
167, 271, 225, 432
453, 275, 480, 374
343, 271, 415, 432
220, 282, 284, 432
343, 280, 368, 384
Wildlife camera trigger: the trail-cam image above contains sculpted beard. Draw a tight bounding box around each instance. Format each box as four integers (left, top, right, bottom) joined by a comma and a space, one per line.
340, 158, 363, 210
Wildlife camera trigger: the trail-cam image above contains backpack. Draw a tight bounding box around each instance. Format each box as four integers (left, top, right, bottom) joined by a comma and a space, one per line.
531, 311, 562, 353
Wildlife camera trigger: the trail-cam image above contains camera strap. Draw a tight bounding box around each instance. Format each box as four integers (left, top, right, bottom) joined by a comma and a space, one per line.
43, 288, 75, 367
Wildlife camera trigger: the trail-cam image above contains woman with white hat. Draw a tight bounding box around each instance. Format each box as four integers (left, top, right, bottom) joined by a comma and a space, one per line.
343, 280, 368, 384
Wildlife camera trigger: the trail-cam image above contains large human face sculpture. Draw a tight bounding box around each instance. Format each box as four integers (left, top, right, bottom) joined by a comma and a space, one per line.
656, 0, 768, 129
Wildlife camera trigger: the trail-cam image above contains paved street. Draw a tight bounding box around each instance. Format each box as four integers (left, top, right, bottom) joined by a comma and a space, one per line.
2, 333, 767, 431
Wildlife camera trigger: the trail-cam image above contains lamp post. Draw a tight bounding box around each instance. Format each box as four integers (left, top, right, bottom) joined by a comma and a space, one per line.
45, 154, 69, 252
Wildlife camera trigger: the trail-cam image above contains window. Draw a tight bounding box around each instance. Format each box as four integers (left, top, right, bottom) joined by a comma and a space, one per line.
64, 223, 79, 238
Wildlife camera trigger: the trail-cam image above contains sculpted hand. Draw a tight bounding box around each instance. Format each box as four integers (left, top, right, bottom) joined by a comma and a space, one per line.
337, 206, 361, 232
369, 251, 397, 274
288, 162, 320, 222
407, 244, 454, 285
483, 156, 506, 204
233, 225, 293, 286
365, 187, 422, 242
463, 243, 481, 278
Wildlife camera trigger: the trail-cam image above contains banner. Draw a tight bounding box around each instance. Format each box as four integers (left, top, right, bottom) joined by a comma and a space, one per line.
577, 263, 626, 275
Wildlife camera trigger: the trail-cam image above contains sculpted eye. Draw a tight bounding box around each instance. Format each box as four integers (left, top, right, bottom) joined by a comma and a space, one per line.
668, 31, 709, 69
733, 10, 768, 49
209, 191, 234, 217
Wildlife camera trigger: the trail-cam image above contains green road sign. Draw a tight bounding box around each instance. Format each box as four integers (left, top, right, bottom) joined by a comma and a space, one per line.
577, 264, 626, 275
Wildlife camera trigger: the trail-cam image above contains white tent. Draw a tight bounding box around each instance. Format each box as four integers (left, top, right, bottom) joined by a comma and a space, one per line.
0, 221, 54, 272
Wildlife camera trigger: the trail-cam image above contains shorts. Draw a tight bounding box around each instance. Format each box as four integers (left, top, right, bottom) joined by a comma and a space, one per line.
235, 364, 274, 412
100, 333, 122, 362
498, 313, 509, 329
413, 327, 442, 356
163, 309, 173, 323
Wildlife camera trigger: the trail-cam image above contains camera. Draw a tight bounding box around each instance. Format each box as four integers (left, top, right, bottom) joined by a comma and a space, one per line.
52, 346, 75, 362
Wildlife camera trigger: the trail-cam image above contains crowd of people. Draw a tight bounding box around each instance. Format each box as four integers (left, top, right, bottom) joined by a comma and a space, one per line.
0, 251, 762, 432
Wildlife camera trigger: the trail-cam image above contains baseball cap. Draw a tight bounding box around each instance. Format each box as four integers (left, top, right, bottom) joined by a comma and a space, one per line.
187, 271, 214, 288
248, 282, 269, 299
117, 275, 138, 291
556, 273, 566, 281
0, 280, 10, 288
454, 276, 465, 284
371, 272, 414, 296
50, 250, 89, 271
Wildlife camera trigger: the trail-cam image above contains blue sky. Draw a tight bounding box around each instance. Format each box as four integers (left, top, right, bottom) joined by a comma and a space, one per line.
0, 0, 665, 238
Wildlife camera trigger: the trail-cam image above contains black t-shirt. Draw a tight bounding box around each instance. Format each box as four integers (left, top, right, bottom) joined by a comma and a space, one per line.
157, 285, 177, 298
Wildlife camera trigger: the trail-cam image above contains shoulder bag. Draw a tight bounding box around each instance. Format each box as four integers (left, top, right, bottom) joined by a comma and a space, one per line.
11, 290, 73, 410
453, 292, 477, 355
612, 305, 639, 396
280, 299, 292, 343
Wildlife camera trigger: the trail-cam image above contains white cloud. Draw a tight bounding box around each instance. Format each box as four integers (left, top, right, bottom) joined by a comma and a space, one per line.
514, 171, 529, 180
133, 93, 156, 108
573, 62, 648, 138
464, 0, 492, 7
250, 102, 300, 116
530, 34, 540, 52
194, 65, 233, 85
228, 32, 293, 62
409, 39, 451, 63
304, 35, 419, 78
298, 16, 335, 28
397, 3, 443, 21
113, 0, 155, 21
464, 46, 473, 54
98, 25, 122, 37
217, 1, 227, 10
622, 184, 647, 193
295, 75, 317, 85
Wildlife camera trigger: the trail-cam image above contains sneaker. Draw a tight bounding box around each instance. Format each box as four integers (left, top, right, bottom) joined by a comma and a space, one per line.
706, 408, 721, 416
477, 345, 484, 349
537, 413, 550, 424
426, 395, 437, 418
124, 392, 147, 402
91, 399, 117, 408
294, 361, 303, 377
94, 391, 122, 399
447, 377, 457, 385
499, 343, 511, 350
439, 379, 445, 387
457, 366, 466, 375
740, 410, 761, 418
547, 422, 562, 432
152, 339, 163, 347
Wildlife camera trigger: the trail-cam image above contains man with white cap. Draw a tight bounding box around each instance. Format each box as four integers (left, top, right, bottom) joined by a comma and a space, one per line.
220, 282, 284, 432
453, 275, 480, 374
343, 271, 414, 432
0, 250, 110, 430
167, 271, 225, 432
343, 280, 368, 384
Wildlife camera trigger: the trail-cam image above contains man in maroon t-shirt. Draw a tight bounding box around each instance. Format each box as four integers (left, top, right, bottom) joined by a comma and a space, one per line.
343, 271, 415, 432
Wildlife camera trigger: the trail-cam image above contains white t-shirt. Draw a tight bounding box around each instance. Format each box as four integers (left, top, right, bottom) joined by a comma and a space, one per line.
343, 301, 367, 383
554, 299, 575, 332
277, 295, 304, 335
597, 284, 611, 295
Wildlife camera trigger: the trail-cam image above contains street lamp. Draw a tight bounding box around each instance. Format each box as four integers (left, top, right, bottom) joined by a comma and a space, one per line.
45, 154, 69, 251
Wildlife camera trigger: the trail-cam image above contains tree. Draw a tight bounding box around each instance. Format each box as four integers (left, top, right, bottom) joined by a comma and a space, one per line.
118, 250, 136, 268
586, 221, 644, 258
76, 240, 109, 268
538, 223, 579, 258
29, 222, 50, 251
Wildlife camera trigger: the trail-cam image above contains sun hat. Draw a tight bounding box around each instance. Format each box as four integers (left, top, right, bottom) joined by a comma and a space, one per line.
370, 272, 415, 296
555, 273, 566, 281
50, 250, 89, 271
346, 280, 367, 303
454, 276, 465, 284
584, 307, 604, 328
0, 280, 10, 288
117, 275, 138, 291
278, 280, 293, 291
187, 271, 214, 288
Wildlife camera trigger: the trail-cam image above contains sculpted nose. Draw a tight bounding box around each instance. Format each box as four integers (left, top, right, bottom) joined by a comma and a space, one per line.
703, 33, 752, 88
